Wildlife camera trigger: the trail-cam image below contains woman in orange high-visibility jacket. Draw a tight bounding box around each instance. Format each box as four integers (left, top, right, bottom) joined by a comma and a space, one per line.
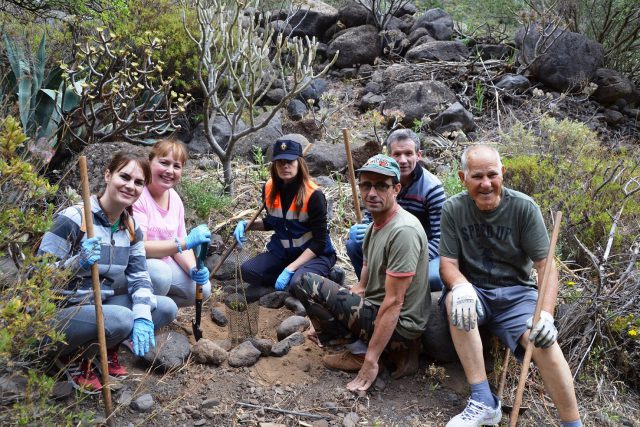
233, 136, 336, 293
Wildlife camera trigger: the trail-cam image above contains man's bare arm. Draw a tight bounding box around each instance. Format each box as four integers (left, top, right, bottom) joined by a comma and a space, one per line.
346, 274, 411, 391
440, 256, 470, 289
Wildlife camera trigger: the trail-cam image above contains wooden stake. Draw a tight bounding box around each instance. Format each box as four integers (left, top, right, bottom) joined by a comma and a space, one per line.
79, 156, 114, 426
509, 211, 563, 426
342, 128, 362, 223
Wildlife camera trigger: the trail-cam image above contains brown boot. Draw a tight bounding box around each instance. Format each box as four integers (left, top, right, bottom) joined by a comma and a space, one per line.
322, 350, 365, 372
388, 340, 420, 379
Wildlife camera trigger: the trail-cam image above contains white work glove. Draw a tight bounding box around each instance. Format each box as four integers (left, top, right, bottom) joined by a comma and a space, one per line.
526, 310, 557, 348
450, 282, 484, 331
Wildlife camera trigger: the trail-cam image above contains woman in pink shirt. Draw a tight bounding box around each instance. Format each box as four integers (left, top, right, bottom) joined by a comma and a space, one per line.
132, 139, 211, 307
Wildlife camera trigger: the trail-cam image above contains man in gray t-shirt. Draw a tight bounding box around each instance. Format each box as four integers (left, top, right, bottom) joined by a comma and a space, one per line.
440, 145, 582, 427
293, 154, 429, 392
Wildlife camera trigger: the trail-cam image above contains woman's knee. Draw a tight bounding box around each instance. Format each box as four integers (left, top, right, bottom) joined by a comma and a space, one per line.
104, 306, 135, 344
147, 259, 172, 296
153, 296, 178, 328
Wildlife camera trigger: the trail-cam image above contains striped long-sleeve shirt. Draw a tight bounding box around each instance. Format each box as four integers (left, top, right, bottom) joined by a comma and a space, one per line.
38, 196, 156, 321
364, 166, 446, 260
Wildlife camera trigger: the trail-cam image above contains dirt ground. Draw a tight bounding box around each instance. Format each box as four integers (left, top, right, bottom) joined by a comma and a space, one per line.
73, 298, 575, 427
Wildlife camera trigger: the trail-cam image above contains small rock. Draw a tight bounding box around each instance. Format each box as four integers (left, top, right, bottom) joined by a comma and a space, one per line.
213, 339, 233, 351
287, 99, 307, 121
249, 338, 274, 356
277, 315, 310, 340
321, 401, 338, 412
311, 419, 329, 427
51, 381, 74, 400
117, 389, 133, 406
373, 376, 386, 391
259, 291, 289, 309
270, 339, 292, 357
284, 296, 307, 316
359, 93, 385, 112
210, 308, 228, 327
193, 419, 207, 426
342, 412, 359, 427
143, 331, 190, 371
495, 74, 530, 92
285, 332, 305, 346
604, 109, 624, 125
191, 339, 228, 365
228, 341, 262, 367
130, 394, 154, 412
202, 398, 220, 409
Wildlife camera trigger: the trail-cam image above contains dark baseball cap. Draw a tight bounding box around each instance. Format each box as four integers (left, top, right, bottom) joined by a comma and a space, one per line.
356, 154, 401, 181
272, 139, 302, 161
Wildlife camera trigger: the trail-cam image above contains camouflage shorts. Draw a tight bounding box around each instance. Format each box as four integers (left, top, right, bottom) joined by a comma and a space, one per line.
293, 272, 411, 350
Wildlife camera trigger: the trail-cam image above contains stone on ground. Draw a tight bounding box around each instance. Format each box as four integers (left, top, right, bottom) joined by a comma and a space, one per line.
130, 393, 154, 412
191, 339, 228, 365
228, 341, 261, 367
270, 339, 292, 357
284, 297, 307, 316
277, 315, 310, 340
143, 331, 190, 370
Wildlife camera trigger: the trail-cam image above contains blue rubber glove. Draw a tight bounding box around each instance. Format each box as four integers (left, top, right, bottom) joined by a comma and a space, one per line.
185, 224, 211, 250
275, 268, 295, 291
233, 220, 248, 247
190, 266, 210, 285
348, 224, 368, 244
79, 236, 102, 270
131, 318, 155, 357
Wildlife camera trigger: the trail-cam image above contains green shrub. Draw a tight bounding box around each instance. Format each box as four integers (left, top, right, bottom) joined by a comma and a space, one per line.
502, 116, 640, 261
178, 176, 231, 220
440, 161, 465, 197
107, 0, 201, 93
0, 116, 80, 425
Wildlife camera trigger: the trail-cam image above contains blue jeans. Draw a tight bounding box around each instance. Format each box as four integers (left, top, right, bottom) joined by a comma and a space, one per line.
346, 237, 443, 291
241, 250, 336, 291
53, 294, 177, 356
147, 258, 212, 308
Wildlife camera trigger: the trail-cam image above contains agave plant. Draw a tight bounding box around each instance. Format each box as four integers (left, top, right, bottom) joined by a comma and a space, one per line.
1, 32, 79, 158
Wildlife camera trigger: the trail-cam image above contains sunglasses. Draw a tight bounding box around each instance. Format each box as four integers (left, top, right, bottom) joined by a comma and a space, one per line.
358, 182, 392, 192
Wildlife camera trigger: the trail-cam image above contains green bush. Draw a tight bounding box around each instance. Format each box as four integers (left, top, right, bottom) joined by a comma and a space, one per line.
107, 0, 200, 93
178, 176, 231, 220
502, 116, 640, 261
0, 116, 81, 425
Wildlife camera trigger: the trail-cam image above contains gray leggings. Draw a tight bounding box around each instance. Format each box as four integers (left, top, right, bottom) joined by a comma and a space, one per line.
54, 294, 178, 356
147, 258, 212, 308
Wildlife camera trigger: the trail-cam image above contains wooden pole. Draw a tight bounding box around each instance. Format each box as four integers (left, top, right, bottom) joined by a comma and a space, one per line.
497, 346, 511, 401
342, 128, 362, 223
79, 156, 114, 426
509, 211, 563, 426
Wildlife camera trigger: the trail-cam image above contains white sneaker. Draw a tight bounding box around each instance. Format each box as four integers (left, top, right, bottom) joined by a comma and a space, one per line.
446, 398, 502, 427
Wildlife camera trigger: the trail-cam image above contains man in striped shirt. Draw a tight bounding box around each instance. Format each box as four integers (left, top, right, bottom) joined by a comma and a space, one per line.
346, 129, 446, 291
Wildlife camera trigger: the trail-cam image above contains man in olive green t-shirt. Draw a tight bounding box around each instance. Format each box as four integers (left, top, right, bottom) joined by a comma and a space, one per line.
439, 145, 582, 427
293, 154, 429, 392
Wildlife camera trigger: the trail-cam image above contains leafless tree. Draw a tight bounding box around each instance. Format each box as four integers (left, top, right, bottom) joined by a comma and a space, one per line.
184, 0, 336, 194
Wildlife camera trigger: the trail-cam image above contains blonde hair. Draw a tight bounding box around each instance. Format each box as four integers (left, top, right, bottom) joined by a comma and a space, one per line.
149, 139, 188, 165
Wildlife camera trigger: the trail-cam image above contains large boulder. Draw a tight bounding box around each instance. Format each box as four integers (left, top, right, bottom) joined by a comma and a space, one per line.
515, 24, 604, 92
328, 25, 380, 68
591, 68, 634, 105
429, 102, 476, 133
409, 8, 453, 41
380, 29, 410, 57
405, 40, 469, 62
234, 111, 283, 160
58, 141, 149, 196
338, 1, 369, 27
305, 140, 349, 175
288, 0, 339, 40
188, 116, 248, 155
422, 292, 457, 362
383, 80, 457, 126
